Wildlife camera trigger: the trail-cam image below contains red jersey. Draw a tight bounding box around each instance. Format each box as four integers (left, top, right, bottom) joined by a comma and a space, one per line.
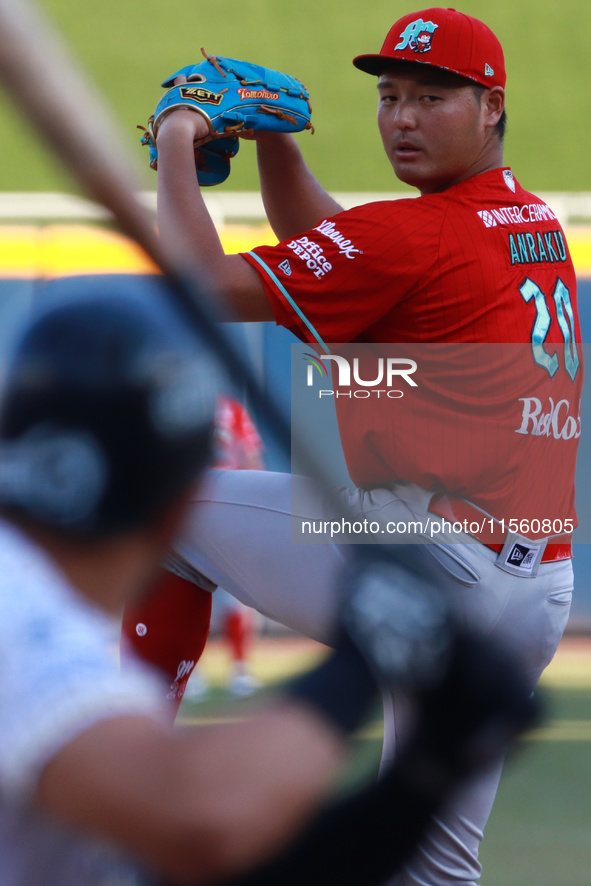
242, 168, 581, 530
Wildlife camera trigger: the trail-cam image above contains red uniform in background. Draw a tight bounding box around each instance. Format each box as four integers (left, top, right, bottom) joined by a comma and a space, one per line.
121, 395, 265, 717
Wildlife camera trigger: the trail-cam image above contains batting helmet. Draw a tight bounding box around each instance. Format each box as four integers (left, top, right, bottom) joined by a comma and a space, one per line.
0, 276, 216, 536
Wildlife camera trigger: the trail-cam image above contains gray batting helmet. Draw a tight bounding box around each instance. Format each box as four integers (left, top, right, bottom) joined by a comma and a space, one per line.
0, 276, 216, 536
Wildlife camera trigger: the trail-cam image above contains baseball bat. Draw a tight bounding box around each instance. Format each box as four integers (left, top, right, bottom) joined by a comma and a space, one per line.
0, 0, 317, 482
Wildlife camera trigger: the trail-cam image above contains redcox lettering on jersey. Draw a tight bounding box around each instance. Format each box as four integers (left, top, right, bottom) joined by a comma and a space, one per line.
477, 203, 558, 228
515, 396, 581, 440
313, 220, 363, 258
286, 236, 333, 279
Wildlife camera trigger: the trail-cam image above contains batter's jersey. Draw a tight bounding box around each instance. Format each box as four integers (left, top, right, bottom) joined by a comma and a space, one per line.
242, 168, 582, 529
0, 520, 163, 886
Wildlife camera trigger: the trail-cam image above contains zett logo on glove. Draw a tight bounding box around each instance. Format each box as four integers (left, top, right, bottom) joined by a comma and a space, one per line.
179, 86, 224, 106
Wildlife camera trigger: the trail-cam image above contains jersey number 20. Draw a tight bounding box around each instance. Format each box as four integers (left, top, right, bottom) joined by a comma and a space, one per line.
520, 276, 579, 381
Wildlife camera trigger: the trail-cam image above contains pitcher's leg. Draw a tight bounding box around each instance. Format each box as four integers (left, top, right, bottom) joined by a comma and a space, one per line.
174, 469, 345, 645
385, 759, 505, 886
385, 552, 573, 886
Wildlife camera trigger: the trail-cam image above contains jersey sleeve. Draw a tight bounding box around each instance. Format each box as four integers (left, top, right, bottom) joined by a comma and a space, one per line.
241, 200, 441, 345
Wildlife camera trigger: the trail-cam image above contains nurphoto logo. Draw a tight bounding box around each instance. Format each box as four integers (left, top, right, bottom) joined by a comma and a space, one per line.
304, 352, 418, 399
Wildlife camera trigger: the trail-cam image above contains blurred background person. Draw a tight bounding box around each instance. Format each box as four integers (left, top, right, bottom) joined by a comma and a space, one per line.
190, 394, 265, 700
123, 392, 265, 711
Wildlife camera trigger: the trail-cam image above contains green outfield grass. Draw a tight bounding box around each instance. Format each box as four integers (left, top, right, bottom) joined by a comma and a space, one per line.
180, 636, 591, 885
480, 640, 591, 885
1, 0, 590, 193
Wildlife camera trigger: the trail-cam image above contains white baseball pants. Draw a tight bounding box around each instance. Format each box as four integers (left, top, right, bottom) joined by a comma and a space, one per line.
173, 469, 573, 886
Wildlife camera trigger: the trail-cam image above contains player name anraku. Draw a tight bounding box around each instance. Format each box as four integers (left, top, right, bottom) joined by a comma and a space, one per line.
508, 229, 568, 266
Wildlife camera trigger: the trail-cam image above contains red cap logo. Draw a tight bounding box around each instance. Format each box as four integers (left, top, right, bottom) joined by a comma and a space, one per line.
395, 18, 439, 53
353, 8, 506, 90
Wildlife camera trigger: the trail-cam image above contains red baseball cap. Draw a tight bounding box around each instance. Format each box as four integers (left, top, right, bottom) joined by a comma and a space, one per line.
353, 7, 506, 89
